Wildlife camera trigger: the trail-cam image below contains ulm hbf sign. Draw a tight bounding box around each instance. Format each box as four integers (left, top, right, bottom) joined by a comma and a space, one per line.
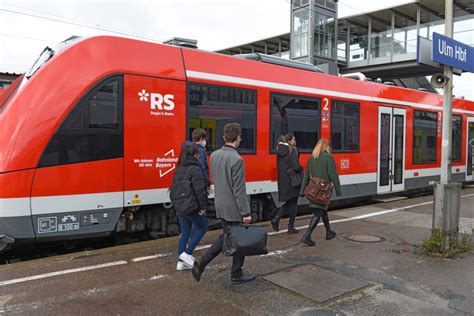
432, 32, 474, 73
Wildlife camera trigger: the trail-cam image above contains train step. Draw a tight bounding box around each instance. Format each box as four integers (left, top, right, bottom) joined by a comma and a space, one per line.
372, 196, 408, 203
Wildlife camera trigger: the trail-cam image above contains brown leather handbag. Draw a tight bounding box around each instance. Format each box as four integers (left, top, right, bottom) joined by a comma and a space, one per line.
303, 163, 333, 205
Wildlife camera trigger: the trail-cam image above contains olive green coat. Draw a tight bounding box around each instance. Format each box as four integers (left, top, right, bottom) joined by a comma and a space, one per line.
299, 152, 342, 210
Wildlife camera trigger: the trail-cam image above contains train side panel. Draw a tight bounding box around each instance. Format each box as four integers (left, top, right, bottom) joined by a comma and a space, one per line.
123, 74, 187, 206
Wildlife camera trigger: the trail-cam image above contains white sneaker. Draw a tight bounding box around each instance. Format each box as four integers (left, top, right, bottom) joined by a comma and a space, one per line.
178, 252, 195, 267
176, 261, 192, 271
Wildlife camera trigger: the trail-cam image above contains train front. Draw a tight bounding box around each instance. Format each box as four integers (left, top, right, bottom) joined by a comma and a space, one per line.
0, 37, 83, 252
0, 35, 190, 252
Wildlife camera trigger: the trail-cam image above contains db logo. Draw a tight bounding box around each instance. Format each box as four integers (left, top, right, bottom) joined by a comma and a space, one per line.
138, 89, 175, 111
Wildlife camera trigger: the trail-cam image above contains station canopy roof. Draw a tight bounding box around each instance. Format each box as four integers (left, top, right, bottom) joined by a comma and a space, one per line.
216, 0, 474, 54
340, 0, 474, 36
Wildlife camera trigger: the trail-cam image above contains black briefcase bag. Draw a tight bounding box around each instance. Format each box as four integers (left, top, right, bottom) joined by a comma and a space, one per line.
222, 225, 268, 257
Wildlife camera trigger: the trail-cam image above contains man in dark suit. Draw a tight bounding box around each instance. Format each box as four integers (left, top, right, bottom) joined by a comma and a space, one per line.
192, 123, 255, 285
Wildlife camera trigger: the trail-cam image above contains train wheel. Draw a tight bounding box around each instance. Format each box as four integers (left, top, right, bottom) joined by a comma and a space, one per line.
63, 240, 78, 252
166, 223, 179, 236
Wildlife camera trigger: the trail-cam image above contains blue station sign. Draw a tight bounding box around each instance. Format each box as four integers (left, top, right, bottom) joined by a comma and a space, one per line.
432, 32, 474, 72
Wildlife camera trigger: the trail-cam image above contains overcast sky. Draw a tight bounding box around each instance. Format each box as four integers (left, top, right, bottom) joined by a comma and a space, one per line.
0, 0, 472, 99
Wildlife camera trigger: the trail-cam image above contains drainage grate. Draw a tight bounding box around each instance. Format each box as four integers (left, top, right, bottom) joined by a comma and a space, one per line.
344, 234, 386, 243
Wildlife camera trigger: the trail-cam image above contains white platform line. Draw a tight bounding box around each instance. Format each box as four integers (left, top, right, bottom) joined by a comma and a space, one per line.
131, 253, 172, 262
194, 244, 212, 251
0, 261, 128, 287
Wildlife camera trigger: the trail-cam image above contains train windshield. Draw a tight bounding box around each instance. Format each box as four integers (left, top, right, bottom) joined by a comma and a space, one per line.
26, 36, 81, 79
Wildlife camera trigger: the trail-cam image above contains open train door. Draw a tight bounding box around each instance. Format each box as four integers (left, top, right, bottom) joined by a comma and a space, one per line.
123, 75, 186, 208
377, 106, 406, 194
467, 117, 474, 181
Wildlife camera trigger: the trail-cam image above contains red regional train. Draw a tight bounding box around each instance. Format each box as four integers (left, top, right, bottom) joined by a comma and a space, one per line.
1, 36, 474, 252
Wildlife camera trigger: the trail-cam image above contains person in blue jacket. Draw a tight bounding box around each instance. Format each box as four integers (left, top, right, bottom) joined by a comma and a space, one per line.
186, 128, 210, 190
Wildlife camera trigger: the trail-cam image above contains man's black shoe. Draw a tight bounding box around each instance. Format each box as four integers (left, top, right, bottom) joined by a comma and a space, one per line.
326, 229, 337, 240
271, 219, 279, 232
287, 227, 299, 234
192, 261, 203, 282
231, 273, 256, 285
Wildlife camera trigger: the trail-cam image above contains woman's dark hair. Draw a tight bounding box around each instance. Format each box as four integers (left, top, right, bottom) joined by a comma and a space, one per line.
277, 134, 287, 143
177, 143, 200, 167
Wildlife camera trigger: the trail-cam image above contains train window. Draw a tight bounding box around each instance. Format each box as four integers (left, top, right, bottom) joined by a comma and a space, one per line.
187, 83, 256, 153
331, 100, 360, 152
452, 115, 462, 162
413, 110, 438, 164
89, 80, 119, 129
38, 76, 123, 167
271, 93, 321, 153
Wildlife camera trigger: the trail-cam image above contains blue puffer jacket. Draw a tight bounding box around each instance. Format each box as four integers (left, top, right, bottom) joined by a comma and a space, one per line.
185, 140, 210, 188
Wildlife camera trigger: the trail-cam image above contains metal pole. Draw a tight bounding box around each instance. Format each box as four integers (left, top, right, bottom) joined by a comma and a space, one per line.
440, 0, 454, 184
334, 1, 339, 65
433, 0, 461, 251
416, 4, 420, 38
367, 16, 371, 63
390, 11, 395, 63
309, 0, 315, 65
346, 23, 351, 64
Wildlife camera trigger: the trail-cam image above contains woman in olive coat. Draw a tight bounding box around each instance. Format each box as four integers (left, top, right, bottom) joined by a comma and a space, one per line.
300, 138, 341, 246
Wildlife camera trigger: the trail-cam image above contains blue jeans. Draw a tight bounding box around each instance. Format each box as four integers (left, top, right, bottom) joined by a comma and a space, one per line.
178, 213, 208, 255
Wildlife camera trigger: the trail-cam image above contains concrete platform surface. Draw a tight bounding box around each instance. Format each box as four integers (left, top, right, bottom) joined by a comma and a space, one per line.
0, 188, 473, 315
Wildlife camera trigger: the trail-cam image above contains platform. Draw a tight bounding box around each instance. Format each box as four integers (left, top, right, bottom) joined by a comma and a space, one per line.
0, 188, 473, 315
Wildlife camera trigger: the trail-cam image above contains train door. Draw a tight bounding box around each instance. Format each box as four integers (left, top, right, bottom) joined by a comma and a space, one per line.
123, 75, 186, 207
467, 117, 474, 181
377, 107, 406, 194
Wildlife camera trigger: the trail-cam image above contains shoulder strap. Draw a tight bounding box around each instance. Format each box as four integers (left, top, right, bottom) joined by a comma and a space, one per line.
309, 159, 313, 179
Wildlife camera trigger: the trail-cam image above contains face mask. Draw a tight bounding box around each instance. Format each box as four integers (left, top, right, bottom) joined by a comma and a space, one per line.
201, 140, 207, 148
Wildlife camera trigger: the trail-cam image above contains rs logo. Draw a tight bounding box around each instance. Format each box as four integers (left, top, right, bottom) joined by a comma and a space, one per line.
138, 89, 175, 111
151, 93, 175, 111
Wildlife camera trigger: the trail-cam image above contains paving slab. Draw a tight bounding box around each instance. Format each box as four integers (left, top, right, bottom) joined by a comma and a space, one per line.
263, 264, 369, 303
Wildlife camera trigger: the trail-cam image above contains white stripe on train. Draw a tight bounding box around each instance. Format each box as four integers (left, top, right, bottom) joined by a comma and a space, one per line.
0, 169, 466, 218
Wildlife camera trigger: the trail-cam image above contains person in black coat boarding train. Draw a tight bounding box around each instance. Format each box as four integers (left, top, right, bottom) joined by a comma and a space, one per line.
271, 134, 303, 234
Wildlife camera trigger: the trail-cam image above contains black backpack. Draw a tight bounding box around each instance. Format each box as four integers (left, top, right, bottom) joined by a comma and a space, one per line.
169, 168, 199, 216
